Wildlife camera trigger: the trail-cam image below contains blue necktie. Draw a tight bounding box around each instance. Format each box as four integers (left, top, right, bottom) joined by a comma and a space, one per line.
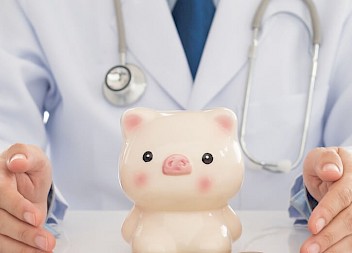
173, 0, 215, 79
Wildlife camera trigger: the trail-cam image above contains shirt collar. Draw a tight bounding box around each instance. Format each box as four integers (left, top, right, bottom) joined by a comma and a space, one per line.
167, 0, 220, 10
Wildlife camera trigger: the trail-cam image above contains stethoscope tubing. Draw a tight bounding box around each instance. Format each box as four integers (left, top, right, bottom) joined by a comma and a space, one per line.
240, 0, 321, 173
103, 0, 147, 106
114, 0, 127, 65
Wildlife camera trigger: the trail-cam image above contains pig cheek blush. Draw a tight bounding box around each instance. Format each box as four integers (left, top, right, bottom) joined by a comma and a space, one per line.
198, 176, 212, 193
132, 150, 153, 187
133, 172, 148, 188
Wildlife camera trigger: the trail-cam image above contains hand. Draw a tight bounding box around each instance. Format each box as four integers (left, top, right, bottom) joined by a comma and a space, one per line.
300, 147, 352, 252
0, 143, 56, 252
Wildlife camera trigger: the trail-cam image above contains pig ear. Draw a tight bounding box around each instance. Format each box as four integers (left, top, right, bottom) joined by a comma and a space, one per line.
121, 108, 158, 138
212, 108, 238, 137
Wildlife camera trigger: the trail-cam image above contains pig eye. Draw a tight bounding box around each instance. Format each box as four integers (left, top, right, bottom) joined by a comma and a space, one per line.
202, 153, 213, 164
143, 151, 153, 162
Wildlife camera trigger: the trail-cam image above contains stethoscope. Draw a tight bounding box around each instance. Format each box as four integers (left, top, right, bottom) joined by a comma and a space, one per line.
103, 0, 321, 173
103, 0, 147, 106
240, 0, 321, 173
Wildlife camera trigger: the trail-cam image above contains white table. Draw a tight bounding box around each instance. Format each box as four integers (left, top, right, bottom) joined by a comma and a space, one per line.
53, 210, 310, 253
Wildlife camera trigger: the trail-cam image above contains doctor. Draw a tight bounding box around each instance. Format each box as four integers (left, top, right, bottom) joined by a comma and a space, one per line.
0, 0, 352, 252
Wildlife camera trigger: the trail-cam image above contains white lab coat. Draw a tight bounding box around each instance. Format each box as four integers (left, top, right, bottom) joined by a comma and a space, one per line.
0, 0, 352, 211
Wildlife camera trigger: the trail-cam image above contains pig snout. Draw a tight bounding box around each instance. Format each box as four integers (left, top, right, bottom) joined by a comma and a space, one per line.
162, 154, 192, 176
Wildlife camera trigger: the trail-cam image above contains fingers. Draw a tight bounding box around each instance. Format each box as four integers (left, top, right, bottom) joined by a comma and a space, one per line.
318, 235, 352, 252
301, 148, 352, 252
301, 205, 352, 253
0, 143, 54, 252
0, 187, 40, 226
0, 209, 56, 252
0, 234, 52, 253
308, 148, 352, 234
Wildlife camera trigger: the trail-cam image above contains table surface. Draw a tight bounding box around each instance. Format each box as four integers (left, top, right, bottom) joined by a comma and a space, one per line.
53, 210, 311, 253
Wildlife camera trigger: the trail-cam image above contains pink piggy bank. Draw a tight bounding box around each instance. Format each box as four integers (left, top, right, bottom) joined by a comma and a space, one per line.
119, 107, 244, 253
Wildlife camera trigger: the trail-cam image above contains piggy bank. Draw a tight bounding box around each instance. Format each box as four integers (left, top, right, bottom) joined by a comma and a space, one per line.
119, 107, 244, 253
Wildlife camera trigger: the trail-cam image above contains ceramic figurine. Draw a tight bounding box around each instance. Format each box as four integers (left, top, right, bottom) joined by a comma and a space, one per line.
119, 107, 244, 253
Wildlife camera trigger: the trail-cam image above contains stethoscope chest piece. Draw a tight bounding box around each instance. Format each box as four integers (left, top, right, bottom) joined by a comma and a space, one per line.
103, 64, 147, 106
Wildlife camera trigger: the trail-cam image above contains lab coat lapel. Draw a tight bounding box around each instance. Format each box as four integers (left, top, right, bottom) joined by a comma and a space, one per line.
188, 0, 253, 109
122, 0, 192, 109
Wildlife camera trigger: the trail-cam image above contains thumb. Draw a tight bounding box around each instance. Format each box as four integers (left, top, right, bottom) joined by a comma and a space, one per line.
6, 144, 52, 176
303, 147, 343, 201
